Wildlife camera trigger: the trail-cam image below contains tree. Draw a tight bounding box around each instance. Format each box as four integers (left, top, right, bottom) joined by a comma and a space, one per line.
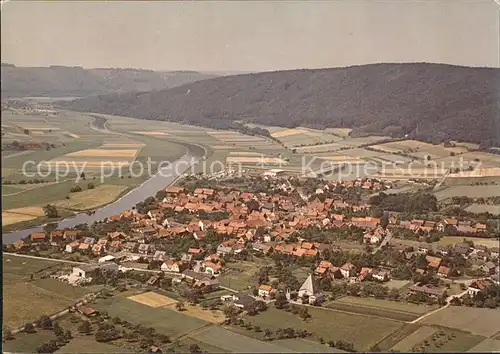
24, 323, 35, 333
64, 330, 72, 340
299, 307, 310, 320
328, 340, 335, 347
53, 322, 64, 337
70, 185, 82, 193
43, 204, 59, 218
175, 301, 186, 311
189, 344, 202, 353
88, 183, 95, 190
37, 314, 53, 329
36, 340, 59, 353
264, 328, 273, 340
78, 320, 91, 334
274, 292, 288, 309
80, 172, 86, 180
3, 328, 14, 340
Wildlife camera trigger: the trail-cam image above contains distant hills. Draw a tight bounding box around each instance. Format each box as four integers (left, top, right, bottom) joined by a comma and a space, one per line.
1, 64, 216, 98
61, 63, 500, 146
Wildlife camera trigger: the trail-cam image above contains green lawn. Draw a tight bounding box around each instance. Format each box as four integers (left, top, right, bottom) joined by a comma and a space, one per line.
229, 306, 403, 351
218, 259, 272, 291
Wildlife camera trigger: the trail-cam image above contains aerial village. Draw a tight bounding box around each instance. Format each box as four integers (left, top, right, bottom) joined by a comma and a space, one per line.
5, 170, 499, 313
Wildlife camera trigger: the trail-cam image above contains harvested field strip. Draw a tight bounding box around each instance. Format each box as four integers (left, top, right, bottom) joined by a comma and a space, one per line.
391, 326, 436, 351
325, 302, 418, 322
226, 156, 287, 164
271, 128, 310, 138
102, 143, 145, 147
374, 323, 421, 350
128, 291, 177, 307
53, 185, 128, 211
66, 149, 138, 157
130, 131, 169, 136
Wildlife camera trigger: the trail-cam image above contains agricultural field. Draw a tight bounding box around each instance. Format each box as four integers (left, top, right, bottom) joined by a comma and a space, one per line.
325, 296, 436, 322
465, 203, 500, 215
437, 236, 500, 248
420, 306, 500, 337
94, 293, 209, 338
434, 185, 500, 201
1, 111, 191, 229
228, 306, 403, 351
391, 325, 437, 351
467, 338, 500, 352
370, 140, 461, 160
271, 338, 345, 353
3, 255, 95, 329
56, 337, 128, 353
52, 184, 128, 211
3, 330, 57, 353
192, 325, 293, 353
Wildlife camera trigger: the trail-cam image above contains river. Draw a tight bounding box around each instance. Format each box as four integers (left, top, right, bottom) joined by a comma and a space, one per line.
2, 117, 206, 244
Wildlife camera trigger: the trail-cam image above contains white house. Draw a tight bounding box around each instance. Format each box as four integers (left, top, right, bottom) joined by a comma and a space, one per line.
204, 261, 222, 276
340, 262, 356, 278
72, 264, 99, 279
161, 260, 182, 273
258, 284, 274, 298
65, 241, 80, 253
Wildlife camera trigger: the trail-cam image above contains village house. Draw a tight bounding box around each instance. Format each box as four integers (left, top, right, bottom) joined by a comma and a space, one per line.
233, 292, 257, 310
425, 255, 442, 269
138, 243, 155, 255
72, 264, 99, 279
153, 251, 167, 262
490, 247, 499, 259
50, 230, 64, 243
217, 244, 234, 257
372, 269, 390, 281
78, 243, 90, 253
468, 279, 493, 297
30, 232, 46, 242
65, 241, 80, 253
408, 283, 445, 299
204, 261, 222, 276
481, 261, 497, 275
123, 242, 138, 253
161, 259, 185, 273
63, 230, 81, 241
258, 284, 274, 298
252, 243, 273, 255
437, 265, 451, 278
340, 262, 356, 278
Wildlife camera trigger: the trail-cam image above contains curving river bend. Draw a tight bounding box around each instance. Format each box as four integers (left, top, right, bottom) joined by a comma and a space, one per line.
2, 116, 206, 244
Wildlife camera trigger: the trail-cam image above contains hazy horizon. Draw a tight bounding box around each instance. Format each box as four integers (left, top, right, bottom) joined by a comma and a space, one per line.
2, 0, 499, 71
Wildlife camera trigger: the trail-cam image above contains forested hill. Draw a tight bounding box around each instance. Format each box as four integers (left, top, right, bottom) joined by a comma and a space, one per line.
62, 63, 500, 146
1, 64, 216, 98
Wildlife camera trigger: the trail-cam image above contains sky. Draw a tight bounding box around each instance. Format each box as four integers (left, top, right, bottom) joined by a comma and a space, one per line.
1, 0, 499, 72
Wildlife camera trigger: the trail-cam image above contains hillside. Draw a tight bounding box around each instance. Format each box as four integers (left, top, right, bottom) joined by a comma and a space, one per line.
62, 63, 500, 145
1, 64, 216, 98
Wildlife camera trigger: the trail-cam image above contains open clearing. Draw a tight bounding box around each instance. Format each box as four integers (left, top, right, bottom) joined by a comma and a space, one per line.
53, 184, 128, 210
326, 296, 436, 321
128, 291, 178, 307
420, 306, 500, 337
391, 326, 437, 351
467, 338, 500, 352
3, 331, 57, 353
231, 306, 402, 351
437, 236, 500, 248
